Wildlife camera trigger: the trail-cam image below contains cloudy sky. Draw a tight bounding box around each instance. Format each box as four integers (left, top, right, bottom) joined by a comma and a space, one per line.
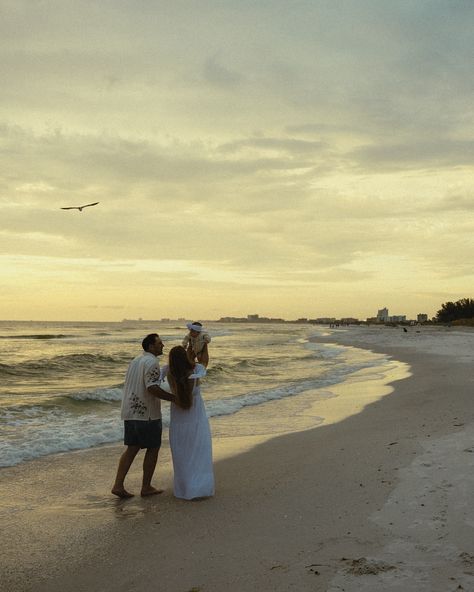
1, 0, 473, 321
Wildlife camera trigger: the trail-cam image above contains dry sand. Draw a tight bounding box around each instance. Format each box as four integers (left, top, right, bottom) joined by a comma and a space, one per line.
1, 325, 473, 592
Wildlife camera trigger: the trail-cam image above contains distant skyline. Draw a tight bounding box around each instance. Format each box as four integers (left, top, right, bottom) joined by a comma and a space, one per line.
1, 2, 473, 321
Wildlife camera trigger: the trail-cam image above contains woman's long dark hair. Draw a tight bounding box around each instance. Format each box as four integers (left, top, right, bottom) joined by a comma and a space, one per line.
168, 346, 194, 409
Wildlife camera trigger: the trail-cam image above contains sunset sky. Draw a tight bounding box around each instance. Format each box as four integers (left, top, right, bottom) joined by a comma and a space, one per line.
1, 1, 473, 321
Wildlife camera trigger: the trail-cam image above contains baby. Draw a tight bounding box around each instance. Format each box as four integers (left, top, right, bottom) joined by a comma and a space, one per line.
182, 321, 211, 367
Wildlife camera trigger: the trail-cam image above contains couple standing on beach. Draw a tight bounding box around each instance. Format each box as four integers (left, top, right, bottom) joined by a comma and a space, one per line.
112, 323, 214, 501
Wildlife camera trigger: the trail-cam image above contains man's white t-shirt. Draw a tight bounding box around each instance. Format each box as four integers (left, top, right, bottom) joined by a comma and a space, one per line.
120, 352, 162, 420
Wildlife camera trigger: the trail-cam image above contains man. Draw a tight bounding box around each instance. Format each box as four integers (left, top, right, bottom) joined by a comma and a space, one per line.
112, 333, 175, 498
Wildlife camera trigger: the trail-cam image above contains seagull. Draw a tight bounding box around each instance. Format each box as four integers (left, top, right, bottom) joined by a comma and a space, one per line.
60, 202, 100, 212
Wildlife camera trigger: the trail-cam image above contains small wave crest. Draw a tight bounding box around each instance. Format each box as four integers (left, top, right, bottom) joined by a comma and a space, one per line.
201, 358, 274, 377
0, 363, 16, 376
0, 353, 128, 379
234, 353, 314, 369
0, 334, 72, 340
204, 358, 277, 380
208, 329, 233, 337
67, 387, 123, 402
48, 353, 127, 368
0, 386, 123, 419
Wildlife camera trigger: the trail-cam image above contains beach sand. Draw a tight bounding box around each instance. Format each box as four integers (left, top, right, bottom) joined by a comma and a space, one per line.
1, 326, 473, 591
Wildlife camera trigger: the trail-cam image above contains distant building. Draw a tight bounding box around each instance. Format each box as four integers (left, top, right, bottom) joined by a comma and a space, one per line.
308, 318, 335, 324
341, 318, 359, 324
219, 316, 246, 323
417, 313, 428, 323
373, 308, 407, 323
247, 314, 259, 321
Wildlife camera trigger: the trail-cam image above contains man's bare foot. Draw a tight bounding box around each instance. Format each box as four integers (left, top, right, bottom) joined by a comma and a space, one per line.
141, 487, 164, 497
111, 487, 134, 499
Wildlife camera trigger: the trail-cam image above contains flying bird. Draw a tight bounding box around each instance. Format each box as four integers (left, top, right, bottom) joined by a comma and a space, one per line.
60, 202, 100, 212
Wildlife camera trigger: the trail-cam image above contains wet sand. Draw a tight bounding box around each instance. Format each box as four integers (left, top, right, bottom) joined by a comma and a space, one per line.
1, 326, 473, 591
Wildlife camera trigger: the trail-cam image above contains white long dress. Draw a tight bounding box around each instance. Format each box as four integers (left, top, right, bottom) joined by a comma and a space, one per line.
162, 364, 214, 500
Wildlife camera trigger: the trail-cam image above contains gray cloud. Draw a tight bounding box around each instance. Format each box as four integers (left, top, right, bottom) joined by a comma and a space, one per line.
349, 140, 474, 172
203, 55, 243, 88
218, 136, 327, 155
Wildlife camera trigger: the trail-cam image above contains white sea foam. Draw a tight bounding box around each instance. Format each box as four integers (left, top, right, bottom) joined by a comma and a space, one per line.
0, 412, 123, 468
206, 329, 233, 337
68, 387, 123, 402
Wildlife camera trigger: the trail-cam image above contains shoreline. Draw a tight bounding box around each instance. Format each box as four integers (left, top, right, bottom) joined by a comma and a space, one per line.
1, 326, 473, 591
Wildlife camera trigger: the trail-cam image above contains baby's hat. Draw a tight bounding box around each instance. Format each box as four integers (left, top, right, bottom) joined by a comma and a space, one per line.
186, 322, 204, 332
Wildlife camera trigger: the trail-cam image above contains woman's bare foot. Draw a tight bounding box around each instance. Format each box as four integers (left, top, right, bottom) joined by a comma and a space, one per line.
140, 486, 164, 497
111, 487, 134, 499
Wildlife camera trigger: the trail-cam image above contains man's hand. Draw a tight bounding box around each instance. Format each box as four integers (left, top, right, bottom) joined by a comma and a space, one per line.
147, 385, 176, 403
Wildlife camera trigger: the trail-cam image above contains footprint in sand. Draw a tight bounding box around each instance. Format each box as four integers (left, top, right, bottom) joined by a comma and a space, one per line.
344, 557, 397, 576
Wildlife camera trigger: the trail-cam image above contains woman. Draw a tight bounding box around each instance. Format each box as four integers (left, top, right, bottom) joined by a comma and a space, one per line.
162, 345, 214, 500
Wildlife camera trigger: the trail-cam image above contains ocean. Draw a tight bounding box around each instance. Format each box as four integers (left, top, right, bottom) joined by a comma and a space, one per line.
0, 321, 393, 468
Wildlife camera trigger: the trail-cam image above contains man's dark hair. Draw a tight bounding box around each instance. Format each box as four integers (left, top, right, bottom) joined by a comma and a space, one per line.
191, 321, 202, 327
142, 333, 159, 352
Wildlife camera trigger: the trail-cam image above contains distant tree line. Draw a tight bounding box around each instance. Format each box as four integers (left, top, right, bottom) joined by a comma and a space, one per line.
436, 298, 474, 323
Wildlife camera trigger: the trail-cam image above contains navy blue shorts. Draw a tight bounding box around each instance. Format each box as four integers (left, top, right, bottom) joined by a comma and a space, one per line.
124, 419, 162, 449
